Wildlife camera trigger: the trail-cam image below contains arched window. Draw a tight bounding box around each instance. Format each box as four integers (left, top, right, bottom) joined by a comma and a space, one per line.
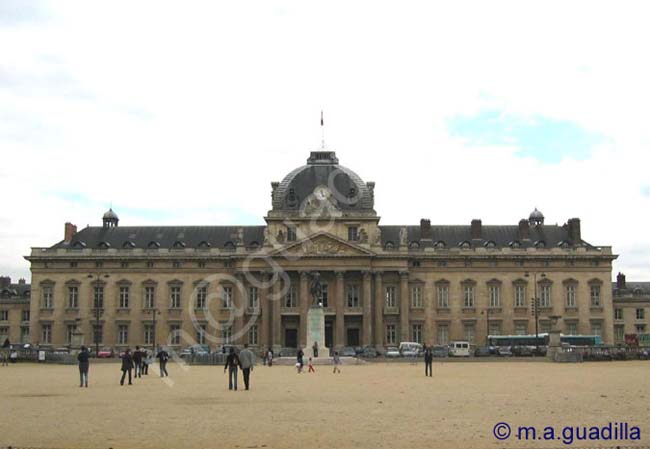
409, 241, 421, 249
459, 240, 471, 249
434, 240, 446, 249
384, 241, 395, 250
147, 241, 160, 249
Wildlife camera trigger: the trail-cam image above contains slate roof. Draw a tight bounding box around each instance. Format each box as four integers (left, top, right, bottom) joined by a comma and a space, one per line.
379, 224, 582, 249
612, 282, 650, 298
0, 282, 31, 302
52, 226, 266, 250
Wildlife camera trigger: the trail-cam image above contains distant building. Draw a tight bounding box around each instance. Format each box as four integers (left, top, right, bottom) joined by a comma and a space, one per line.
0, 276, 31, 345
612, 272, 650, 344
25, 150, 618, 351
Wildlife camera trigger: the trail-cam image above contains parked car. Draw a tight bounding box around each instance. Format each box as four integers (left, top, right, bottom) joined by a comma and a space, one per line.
341, 347, 357, 357
496, 346, 513, 357
97, 347, 114, 358
512, 345, 533, 357
385, 346, 400, 358
474, 346, 492, 357
180, 344, 210, 357
640, 349, 650, 360
399, 342, 423, 357
359, 346, 378, 358
431, 345, 448, 358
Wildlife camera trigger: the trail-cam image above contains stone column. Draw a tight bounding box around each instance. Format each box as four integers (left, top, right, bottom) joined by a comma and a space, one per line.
234, 272, 245, 347
424, 284, 434, 346
400, 271, 409, 343
374, 271, 384, 350
362, 270, 372, 346
271, 271, 282, 352
335, 271, 345, 350
259, 271, 270, 350
299, 271, 310, 348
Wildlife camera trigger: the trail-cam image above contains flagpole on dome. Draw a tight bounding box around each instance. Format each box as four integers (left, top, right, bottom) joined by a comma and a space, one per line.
320, 109, 325, 149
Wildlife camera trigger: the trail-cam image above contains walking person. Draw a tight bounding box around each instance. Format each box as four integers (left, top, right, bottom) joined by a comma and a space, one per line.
424, 345, 433, 377
308, 357, 315, 373
142, 349, 150, 375
238, 344, 255, 391
133, 346, 143, 378
296, 347, 304, 373
332, 351, 341, 374
156, 346, 169, 377
224, 347, 240, 391
266, 347, 273, 367
77, 346, 90, 387
120, 348, 134, 386
2, 338, 10, 367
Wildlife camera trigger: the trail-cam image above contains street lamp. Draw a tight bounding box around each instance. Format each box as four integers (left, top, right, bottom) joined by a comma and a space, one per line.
87, 273, 109, 357
524, 271, 546, 354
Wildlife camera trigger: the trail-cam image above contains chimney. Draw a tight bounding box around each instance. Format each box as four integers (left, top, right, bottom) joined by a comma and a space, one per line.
420, 219, 432, 240
567, 218, 581, 243
471, 219, 482, 240
0, 276, 10, 288
518, 219, 530, 240
18, 278, 26, 285
64, 222, 78, 243
616, 272, 626, 289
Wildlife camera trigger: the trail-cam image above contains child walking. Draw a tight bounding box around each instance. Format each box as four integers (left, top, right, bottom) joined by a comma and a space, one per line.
308, 357, 315, 373
332, 351, 341, 374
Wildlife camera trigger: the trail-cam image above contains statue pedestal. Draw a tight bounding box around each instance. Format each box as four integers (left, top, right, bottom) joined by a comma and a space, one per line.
547, 329, 562, 361
305, 306, 329, 359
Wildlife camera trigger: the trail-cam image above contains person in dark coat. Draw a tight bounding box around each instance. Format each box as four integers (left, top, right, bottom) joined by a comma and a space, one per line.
1, 338, 9, 367
77, 346, 90, 387
141, 349, 149, 375
156, 347, 169, 377
424, 346, 433, 377
133, 346, 143, 378
120, 348, 134, 385
224, 347, 240, 391
296, 347, 304, 373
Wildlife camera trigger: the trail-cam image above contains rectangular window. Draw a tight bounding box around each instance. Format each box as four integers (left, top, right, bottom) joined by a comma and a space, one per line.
436, 285, 449, 308
285, 286, 297, 308
92, 324, 103, 344
591, 322, 602, 337
321, 283, 329, 308
540, 321, 551, 333
514, 285, 526, 307
42, 287, 53, 309
0, 326, 8, 342
68, 286, 78, 308
636, 308, 645, 320
197, 324, 207, 345
0, 310, 8, 321
614, 308, 623, 320
118, 325, 129, 345
196, 286, 207, 309
21, 326, 29, 343
437, 324, 449, 345
489, 321, 501, 336
346, 285, 360, 308
93, 286, 104, 309
385, 286, 397, 308
515, 322, 528, 335
222, 325, 232, 344
22, 310, 30, 322
119, 286, 130, 309
249, 324, 258, 345
41, 324, 52, 345
170, 286, 181, 308
539, 285, 551, 308
566, 322, 578, 336
464, 323, 475, 343
248, 287, 258, 308
347, 226, 359, 241
488, 285, 500, 308
222, 286, 233, 308
411, 286, 423, 308
463, 285, 475, 308
144, 324, 154, 346
565, 285, 577, 308
169, 324, 181, 345
614, 325, 625, 344
412, 324, 422, 343
287, 226, 297, 242
144, 286, 155, 309
590, 285, 601, 306
66, 324, 76, 344
386, 324, 396, 345
636, 324, 647, 334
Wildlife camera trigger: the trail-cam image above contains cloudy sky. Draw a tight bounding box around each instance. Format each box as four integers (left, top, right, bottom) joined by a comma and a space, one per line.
1, 0, 649, 281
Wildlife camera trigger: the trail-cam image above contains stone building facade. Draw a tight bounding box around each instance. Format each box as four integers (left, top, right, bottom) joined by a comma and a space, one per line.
0, 276, 31, 345
25, 150, 617, 352
612, 273, 650, 344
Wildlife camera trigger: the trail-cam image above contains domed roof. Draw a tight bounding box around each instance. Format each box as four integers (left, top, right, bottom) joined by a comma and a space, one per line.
271, 151, 374, 212
529, 207, 544, 220
103, 208, 119, 220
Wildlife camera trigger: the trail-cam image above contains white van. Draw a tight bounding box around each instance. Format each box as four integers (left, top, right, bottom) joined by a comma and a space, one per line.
448, 341, 471, 357
399, 342, 423, 357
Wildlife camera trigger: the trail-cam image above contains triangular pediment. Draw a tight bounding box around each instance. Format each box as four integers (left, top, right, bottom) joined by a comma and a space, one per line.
271, 232, 375, 257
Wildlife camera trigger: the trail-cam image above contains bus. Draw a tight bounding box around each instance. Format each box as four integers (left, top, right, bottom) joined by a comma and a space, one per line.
487, 334, 602, 348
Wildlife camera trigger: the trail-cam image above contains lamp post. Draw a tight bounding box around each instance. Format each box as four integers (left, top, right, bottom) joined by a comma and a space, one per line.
87, 273, 109, 357
524, 271, 546, 354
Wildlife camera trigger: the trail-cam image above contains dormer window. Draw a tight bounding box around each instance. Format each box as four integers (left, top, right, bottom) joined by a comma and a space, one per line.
348, 226, 359, 242
71, 241, 86, 249
434, 240, 446, 249
484, 240, 496, 249
409, 241, 421, 250
534, 240, 546, 248
97, 241, 111, 249
224, 241, 236, 251
248, 241, 260, 250
384, 241, 395, 250
509, 240, 521, 248
122, 241, 136, 249
459, 240, 471, 249
198, 241, 211, 249
287, 227, 297, 242
558, 240, 570, 248
147, 241, 160, 249
172, 241, 186, 249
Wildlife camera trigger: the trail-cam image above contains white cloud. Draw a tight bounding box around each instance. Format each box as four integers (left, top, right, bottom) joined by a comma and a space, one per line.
1, 0, 649, 281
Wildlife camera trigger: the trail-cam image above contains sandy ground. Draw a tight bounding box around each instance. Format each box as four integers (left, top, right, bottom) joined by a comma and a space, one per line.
1, 360, 648, 449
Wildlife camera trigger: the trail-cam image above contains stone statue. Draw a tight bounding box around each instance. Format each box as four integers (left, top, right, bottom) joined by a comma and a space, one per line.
309, 272, 323, 307
358, 228, 368, 244
399, 226, 408, 246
